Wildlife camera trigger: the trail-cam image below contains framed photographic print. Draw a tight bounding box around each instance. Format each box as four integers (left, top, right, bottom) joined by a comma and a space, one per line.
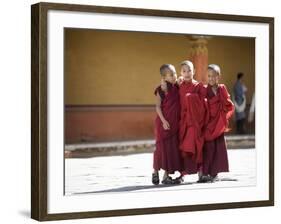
31, 2, 274, 221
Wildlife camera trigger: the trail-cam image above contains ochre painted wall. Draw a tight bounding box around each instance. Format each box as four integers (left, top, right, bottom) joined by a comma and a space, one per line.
65, 29, 255, 105
64, 29, 255, 143
65, 107, 155, 143
65, 29, 189, 105
207, 36, 255, 103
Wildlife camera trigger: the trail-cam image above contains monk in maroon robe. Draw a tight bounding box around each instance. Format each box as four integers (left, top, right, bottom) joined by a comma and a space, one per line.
152, 64, 183, 185
177, 61, 208, 177
178, 80, 208, 175
201, 64, 234, 182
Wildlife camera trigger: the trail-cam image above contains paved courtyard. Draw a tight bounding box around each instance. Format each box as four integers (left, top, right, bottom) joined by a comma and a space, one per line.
65, 149, 256, 195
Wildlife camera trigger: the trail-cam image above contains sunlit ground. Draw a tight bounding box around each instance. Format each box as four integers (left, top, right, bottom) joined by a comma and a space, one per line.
65, 149, 256, 195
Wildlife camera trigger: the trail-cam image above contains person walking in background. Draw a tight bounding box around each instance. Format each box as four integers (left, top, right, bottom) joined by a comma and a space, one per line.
233, 72, 247, 134
248, 92, 255, 123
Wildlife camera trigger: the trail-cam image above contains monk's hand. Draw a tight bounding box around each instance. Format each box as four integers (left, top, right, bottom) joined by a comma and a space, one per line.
162, 119, 170, 130
177, 76, 184, 85
160, 79, 167, 92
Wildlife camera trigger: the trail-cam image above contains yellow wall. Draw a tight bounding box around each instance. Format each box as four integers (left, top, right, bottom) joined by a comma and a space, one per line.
207, 36, 255, 102
65, 29, 255, 105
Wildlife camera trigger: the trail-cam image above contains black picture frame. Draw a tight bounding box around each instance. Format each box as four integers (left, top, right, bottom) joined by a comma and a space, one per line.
31, 2, 274, 221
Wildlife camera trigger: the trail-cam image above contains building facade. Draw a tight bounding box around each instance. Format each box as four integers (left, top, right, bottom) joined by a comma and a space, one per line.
64, 29, 255, 143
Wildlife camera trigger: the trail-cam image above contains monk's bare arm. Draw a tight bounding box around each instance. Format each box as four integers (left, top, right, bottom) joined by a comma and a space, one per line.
176, 76, 184, 85
156, 92, 170, 130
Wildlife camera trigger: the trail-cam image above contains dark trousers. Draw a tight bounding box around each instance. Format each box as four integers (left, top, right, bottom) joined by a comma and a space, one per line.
236, 118, 246, 134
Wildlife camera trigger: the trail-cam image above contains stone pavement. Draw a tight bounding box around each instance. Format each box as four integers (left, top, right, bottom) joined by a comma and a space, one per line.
65, 148, 256, 195
65, 135, 255, 158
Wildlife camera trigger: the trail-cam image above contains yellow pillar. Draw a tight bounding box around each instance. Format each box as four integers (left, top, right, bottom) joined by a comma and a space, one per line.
188, 36, 209, 84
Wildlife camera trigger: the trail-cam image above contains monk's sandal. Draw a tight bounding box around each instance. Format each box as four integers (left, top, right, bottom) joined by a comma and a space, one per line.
152, 173, 160, 185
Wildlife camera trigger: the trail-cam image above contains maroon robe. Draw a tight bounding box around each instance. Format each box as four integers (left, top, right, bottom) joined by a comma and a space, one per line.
202, 84, 234, 176
178, 80, 208, 174
153, 82, 183, 174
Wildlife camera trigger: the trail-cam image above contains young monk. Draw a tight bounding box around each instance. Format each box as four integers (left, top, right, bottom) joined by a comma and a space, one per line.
201, 64, 234, 182
176, 60, 208, 183
152, 64, 183, 185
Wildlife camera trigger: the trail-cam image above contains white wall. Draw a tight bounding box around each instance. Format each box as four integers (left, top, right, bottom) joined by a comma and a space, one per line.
0, 0, 280, 223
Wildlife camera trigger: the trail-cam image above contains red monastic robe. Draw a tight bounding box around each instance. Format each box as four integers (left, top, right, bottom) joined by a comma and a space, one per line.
178, 80, 208, 168
202, 84, 234, 176
204, 84, 234, 141
153, 82, 183, 174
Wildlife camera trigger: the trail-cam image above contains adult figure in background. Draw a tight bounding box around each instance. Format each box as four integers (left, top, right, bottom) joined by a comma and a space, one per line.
248, 92, 255, 123
233, 72, 247, 134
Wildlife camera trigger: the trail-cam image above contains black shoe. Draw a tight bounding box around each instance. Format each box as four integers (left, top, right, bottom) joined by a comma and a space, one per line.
197, 175, 212, 183
174, 176, 184, 184
210, 175, 219, 182
152, 173, 160, 185
161, 176, 174, 185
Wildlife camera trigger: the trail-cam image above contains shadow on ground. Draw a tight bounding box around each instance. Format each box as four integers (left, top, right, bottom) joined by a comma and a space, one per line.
72, 178, 237, 194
